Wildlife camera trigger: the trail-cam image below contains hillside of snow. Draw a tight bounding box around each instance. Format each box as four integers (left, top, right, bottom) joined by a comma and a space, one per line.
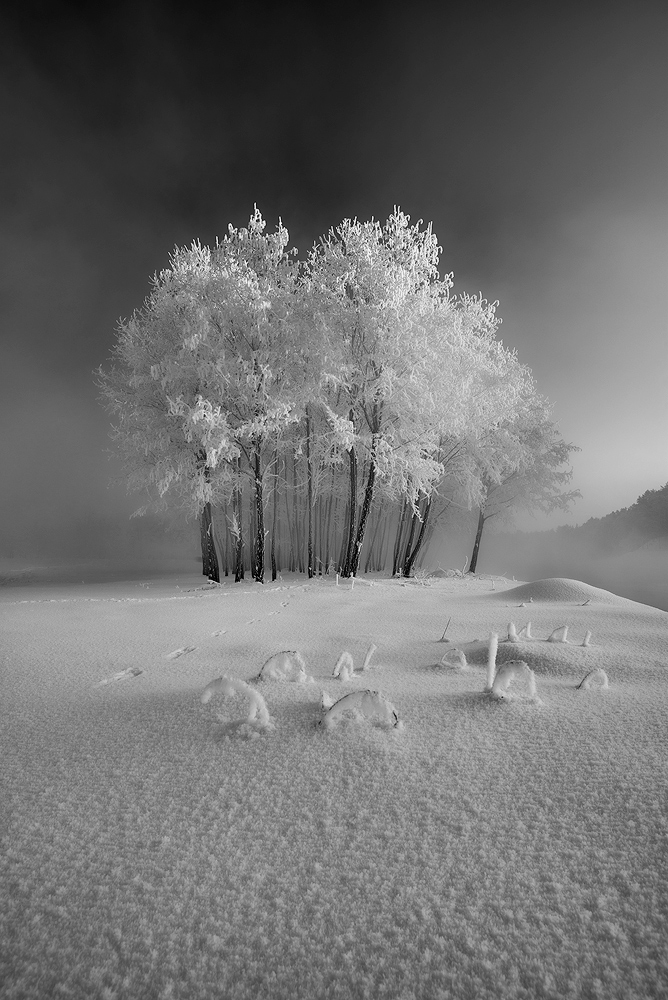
1, 572, 666, 999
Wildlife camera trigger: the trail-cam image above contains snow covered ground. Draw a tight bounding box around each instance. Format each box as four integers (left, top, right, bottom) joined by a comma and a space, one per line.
1, 572, 666, 1000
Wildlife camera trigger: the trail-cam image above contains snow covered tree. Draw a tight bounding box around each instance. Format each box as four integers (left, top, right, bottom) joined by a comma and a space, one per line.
98, 206, 574, 583
306, 210, 530, 577
208, 209, 307, 582
466, 402, 581, 573
96, 210, 304, 582
96, 240, 239, 581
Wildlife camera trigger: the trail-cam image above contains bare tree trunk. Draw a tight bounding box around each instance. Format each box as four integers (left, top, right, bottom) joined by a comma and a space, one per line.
349, 438, 377, 577
233, 459, 244, 582
403, 496, 433, 577
200, 508, 210, 579
401, 507, 419, 575
392, 498, 408, 576
252, 449, 265, 582
323, 469, 336, 572
199, 501, 220, 583
305, 408, 314, 578
341, 440, 358, 577
270, 450, 279, 582
292, 450, 302, 572
374, 512, 389, 573
469, 508, 486, 574
284, 453, 295, 572
339, 501, 350, 571
364, 501, 382, 573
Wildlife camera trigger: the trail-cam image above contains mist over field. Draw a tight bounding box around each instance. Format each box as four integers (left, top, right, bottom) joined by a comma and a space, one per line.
464, 532, 668, 614
2, 507, 667, 614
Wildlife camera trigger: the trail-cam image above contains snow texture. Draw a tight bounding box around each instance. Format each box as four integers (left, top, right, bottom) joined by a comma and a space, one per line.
1, 571, 667, 999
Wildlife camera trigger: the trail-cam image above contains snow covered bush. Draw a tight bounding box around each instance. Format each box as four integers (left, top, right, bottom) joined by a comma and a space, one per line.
257, 650, 311, 682
332, 651, 355, 681
490, 660, 539, 702
201, 675, 274, 733
576, 668, 609, 691
485, 632, 498, 691
439, 648, 468, 671
362, 643, 377, 671
319, 690, 403, 731
332, 644, 379, 680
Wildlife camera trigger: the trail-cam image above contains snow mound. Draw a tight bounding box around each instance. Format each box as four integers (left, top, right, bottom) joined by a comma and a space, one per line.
577, 667, 610, 691
490, 660, 540, 702
319, 690, 402, 731
201, 676, 274, 732
257, 650, 311, 683
498, 578, 627, 605
438, 648, 469, 671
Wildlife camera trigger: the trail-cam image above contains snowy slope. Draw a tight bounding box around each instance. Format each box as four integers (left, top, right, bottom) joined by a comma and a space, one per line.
1, 573, 666, 1000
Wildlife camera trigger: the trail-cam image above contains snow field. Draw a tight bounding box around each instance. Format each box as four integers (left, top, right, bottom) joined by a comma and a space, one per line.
1, 573, 667, 999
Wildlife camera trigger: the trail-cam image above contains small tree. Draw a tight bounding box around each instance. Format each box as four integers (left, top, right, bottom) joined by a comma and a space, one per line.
467, 404, 581, 573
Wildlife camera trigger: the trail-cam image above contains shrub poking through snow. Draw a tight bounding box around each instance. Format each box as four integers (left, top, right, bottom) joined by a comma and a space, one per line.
582, 630, 592, 647
257, 650, 310, 682
201, 676, 273, 730
490, 660, 539, 702
486, 633, 498, 691
321, 690, 336, 711
440, 648, 468, 671
518, 622, 532, 639
576, 668, 609, 690
319, 690, 403, 731
547, 625, 569, 643
332, 651, 355, 681
507, 622, 519, 642
362, 643, 378, 671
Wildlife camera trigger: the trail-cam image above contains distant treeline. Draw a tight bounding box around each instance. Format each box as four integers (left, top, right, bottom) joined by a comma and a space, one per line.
552, 482, 668, 556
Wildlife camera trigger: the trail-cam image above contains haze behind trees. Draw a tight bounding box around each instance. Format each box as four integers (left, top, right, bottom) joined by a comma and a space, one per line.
459, 482, 668, 611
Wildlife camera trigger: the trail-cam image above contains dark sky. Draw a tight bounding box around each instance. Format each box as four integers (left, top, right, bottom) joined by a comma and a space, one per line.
1, 1, 666, 558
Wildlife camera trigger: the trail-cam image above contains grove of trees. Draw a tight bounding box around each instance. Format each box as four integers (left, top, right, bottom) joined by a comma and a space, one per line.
97, 208, 579, 582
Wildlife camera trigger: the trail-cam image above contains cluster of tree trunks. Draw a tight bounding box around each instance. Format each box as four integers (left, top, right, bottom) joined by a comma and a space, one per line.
198, 447, 436, 583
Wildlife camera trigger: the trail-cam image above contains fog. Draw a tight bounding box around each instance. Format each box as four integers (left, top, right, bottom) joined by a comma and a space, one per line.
433, 524, 668, 614
2, 502, 667, 616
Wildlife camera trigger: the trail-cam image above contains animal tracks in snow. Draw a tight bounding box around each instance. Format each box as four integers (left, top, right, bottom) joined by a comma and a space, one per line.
164, 645, 198, 660
96, 666, 143, 686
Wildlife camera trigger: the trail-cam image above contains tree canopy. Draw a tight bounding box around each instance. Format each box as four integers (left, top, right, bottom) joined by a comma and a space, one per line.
97, 208, 578, 582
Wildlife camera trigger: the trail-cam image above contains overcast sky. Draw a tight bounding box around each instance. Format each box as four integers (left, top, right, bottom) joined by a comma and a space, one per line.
1, 1, 666, 557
